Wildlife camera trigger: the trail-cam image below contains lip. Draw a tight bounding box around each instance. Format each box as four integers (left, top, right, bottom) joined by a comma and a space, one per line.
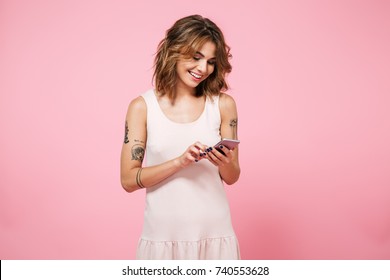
189, 71, 202, 80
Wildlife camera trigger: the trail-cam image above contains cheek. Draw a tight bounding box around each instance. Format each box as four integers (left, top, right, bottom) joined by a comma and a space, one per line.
180, 62, 193, 72
177, 64, 187, 75
207, 65, 215, 75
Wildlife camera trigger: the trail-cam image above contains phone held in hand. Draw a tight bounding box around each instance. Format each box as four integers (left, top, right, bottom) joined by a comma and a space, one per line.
214, 138, 240, 155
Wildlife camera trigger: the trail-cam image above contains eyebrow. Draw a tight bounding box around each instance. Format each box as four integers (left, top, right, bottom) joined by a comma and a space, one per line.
195, 51, 216, 60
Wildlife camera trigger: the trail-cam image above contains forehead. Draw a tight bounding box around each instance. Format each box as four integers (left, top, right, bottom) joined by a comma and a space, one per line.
196, 41, 216, 58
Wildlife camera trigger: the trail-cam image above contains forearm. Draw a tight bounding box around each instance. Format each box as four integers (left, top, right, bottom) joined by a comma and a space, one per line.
219, 161, 240, 185
121, 158, 183, 192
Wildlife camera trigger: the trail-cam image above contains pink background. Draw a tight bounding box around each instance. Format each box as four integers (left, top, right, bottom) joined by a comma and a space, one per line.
1, 0, 389, 259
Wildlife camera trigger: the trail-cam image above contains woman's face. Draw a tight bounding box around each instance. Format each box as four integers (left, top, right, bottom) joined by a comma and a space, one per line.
175, 41, 216, 92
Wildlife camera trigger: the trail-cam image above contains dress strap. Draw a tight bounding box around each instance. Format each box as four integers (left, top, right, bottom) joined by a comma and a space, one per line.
204, 94, 221, 127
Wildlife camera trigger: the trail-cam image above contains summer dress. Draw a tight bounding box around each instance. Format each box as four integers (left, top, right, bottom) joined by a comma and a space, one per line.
136, 89, 240, 260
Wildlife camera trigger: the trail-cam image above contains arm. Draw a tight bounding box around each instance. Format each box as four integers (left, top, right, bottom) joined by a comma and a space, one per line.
120, 97, 208, 193
205, 93, 240, 185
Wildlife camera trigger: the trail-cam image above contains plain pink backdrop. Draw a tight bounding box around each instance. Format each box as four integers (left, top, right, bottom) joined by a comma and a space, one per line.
1, 0, 389, 259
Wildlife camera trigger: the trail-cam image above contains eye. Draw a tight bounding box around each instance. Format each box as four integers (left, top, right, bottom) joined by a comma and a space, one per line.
207, 60, 216, 65
193, 56, 201, 61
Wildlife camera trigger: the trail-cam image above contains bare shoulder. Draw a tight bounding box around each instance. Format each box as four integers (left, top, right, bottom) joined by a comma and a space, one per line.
125, 96, 146, 122
219, 92, 238, 116
128, 96, 146, 113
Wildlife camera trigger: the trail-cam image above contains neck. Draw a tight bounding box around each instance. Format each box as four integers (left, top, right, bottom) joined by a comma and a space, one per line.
174, 82, 196, 98
167, 86, 194, 105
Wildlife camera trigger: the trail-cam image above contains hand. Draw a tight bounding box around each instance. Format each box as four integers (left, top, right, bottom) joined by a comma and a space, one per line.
177, 142, 208, 168
205, 145, 234, 167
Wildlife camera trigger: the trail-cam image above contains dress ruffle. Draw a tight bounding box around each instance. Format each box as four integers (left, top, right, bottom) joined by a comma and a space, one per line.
136, 236, 240, 260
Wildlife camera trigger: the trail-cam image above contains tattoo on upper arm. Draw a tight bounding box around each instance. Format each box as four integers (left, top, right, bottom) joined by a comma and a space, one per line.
131, 145, 145, 162
124, 121, 129, 144
230, 118, 238, 139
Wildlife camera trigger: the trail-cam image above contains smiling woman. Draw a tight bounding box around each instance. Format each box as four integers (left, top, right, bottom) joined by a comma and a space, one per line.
176, 41, 216, 89
120, 15, 240, 260
153, 15, 232, 100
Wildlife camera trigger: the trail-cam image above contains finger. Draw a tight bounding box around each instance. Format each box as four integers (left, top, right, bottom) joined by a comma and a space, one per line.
189, 146, 206, 161
218, 145, 233, 160
209, 147, 231, 164
194, 142, 208, 152
194, 143, 208, 159
188, 152, 198, 161
206, 147, 225, 165
189, 150, 200, 162
205, 152, 219, 166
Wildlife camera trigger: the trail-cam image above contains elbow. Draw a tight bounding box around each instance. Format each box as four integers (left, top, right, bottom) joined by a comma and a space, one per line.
224, 177, 239, 185
223, 168, 240, 186
121, 177, 137, 193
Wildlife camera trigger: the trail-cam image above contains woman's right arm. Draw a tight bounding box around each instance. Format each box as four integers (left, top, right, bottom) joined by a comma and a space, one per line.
120, 96, 206, 193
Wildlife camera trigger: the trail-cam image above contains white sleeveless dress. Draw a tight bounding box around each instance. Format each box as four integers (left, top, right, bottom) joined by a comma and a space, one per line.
136, 89, 240, 260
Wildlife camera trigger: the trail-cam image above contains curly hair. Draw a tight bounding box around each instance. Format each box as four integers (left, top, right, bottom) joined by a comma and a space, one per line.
153, 15, 232, 100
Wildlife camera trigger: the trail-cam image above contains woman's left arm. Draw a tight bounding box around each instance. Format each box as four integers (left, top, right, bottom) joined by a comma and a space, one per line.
206, 93, 240, 185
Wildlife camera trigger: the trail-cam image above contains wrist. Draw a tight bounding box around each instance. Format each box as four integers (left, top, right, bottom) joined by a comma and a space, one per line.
173, 157, 185, 169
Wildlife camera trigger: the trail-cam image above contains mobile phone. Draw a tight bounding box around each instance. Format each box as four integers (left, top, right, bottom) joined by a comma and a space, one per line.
214, 138, 240, 155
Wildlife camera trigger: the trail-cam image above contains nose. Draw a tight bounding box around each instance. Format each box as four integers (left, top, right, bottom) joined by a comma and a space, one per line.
196, 59, 208, 73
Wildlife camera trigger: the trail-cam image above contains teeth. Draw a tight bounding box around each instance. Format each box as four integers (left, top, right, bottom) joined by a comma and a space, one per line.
190, 71, 202, 79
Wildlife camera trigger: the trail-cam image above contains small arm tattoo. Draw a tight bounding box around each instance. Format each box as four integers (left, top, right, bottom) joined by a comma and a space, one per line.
230, 118, 238, 139
124, 121, 129, 144
131, 145, 145, 162
230, 119, 237, 127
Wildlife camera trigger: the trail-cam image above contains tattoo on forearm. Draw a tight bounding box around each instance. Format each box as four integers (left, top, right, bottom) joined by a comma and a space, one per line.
230, 118, 238, 139
131, 145, 145, 162
124, 121, 129, 144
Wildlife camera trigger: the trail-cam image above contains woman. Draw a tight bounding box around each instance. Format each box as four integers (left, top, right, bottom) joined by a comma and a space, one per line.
120, 15, 240, 259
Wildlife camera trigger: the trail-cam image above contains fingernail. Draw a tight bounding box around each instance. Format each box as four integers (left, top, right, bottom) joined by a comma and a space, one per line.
195, 159, 198, 162
219, 145, 224, 149
202, 153, 206, 156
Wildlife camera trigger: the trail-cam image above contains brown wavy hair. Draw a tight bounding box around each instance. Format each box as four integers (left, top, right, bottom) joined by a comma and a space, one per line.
153, 15, 232, 100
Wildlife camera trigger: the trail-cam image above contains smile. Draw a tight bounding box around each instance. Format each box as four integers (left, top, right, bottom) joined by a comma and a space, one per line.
189, 71, 202, 79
